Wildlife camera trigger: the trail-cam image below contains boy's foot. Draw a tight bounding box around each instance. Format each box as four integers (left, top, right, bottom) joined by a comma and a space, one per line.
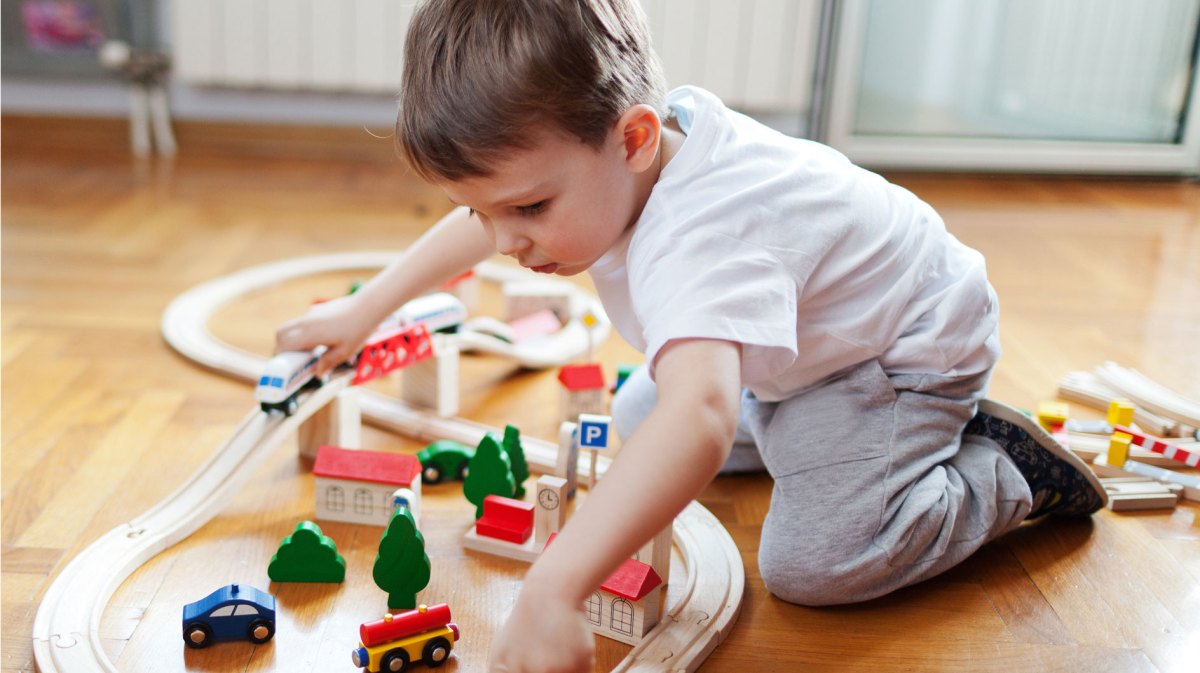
965, 399, 1107, 518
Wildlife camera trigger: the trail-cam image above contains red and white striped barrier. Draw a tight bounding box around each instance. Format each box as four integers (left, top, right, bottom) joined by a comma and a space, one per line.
1114, 425, 1200, 468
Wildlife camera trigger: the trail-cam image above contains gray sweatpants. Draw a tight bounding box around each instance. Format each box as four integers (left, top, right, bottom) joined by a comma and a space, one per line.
611, 359, 1032, 606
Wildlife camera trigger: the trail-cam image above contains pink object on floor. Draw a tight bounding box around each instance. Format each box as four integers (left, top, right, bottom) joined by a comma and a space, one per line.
509, 309, 562, 343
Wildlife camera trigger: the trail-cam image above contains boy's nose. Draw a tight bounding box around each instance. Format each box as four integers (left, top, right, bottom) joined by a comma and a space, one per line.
493, 226, 530, 257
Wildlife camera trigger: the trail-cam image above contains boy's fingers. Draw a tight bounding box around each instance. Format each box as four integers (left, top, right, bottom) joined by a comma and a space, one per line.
318, 345, 355, 376
275, 322, 317, 355
317, 352, 340, 377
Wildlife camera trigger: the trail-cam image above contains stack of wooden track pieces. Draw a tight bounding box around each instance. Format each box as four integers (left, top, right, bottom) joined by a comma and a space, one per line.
1050, 362, 1200, 512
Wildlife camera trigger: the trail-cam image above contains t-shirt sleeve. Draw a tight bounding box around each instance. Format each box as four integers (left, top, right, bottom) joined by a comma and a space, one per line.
632, 231, 798, 385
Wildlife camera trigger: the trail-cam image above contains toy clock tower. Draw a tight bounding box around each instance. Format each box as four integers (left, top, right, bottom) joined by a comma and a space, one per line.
535, 475, 568, 544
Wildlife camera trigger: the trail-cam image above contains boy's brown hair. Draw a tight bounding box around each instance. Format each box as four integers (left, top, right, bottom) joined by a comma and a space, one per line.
396, 0, 667, 182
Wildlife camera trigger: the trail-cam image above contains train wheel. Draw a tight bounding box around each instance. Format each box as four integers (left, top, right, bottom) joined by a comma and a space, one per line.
457, 460, 470, 480
285, 397, 298, 416
381, 648, 409, 672
422, 637, 452, 667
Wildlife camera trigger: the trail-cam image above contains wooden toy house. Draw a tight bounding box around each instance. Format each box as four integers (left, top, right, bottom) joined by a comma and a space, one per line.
585, 558, 663, 645
313, 445, 422, 527
557, 363, 607, 422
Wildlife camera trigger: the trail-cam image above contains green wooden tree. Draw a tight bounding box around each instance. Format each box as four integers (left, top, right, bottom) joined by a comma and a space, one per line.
372, 507, 431, 610
268, 520, 345, 583
502, 424, 530, 499
464, 433, 515, 519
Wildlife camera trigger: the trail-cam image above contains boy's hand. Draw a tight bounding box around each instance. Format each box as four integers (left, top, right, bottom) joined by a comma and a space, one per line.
274, 294, 379, 375
490, 583, 593, 673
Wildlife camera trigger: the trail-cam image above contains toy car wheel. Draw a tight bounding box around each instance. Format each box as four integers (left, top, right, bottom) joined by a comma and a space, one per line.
380, 648, 410, 672
457, 460, 470, 480
246, 618, 275, 644
422, 464, 443, 484
183, 622, 212, 649
422, 636, 452, 667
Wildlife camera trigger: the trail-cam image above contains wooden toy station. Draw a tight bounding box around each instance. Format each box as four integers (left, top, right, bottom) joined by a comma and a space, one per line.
29, 254, 744, 673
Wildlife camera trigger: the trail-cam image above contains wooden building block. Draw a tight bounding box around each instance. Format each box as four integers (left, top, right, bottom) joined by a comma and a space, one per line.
475, 495, 534, 544
1036, 401, 1070, 431
535, 476, 568, 545
462, 527, 541, 563
298, 388, 361, 460
1107, 399, 1135, 427
313, 446, 422, 527
401, 334, 459, 417
1107, 494, 1178, 511
1107, 432, 1132, 468
555, 421, 580, 499
634, 525, 672, 588
1102, 477, 1181, 512
503, 280, 573, 322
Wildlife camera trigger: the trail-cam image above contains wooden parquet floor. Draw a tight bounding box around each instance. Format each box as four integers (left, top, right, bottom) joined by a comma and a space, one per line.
2, 116, 1198, 673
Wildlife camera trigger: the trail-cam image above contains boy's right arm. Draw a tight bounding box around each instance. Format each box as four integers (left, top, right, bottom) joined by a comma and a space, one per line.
274, 206, 493, 372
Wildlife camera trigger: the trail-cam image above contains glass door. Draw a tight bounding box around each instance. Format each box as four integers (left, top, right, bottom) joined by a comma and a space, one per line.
815, 0, 1200, 174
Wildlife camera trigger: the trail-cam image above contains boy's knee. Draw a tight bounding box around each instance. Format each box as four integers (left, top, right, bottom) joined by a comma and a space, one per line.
758, 537, 883, 606
759, 554, 850, 606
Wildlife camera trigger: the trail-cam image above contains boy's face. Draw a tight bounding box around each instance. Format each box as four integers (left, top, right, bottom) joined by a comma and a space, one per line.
437, 126, 648, 277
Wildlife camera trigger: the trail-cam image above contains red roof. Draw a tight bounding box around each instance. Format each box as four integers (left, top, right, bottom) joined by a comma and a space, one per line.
557, 364, 605, 391
313, 445, 421, 487
544, 534, 661, 602
600, 558, 662, 601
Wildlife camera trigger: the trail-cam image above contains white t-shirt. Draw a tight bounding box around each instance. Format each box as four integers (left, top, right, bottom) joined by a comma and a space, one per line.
588, 86, 1000, 402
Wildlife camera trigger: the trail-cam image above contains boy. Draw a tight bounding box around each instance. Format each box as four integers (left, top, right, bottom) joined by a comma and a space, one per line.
275, 1, 1107, 670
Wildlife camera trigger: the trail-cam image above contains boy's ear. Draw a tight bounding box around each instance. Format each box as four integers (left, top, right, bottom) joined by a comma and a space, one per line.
616, 104, 661, 173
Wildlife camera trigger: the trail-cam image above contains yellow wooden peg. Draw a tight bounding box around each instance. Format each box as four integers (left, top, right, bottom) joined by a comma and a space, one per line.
1108, 432, 1132, 468
1106, 399, 1135, 427
1036, 401, 1070, 431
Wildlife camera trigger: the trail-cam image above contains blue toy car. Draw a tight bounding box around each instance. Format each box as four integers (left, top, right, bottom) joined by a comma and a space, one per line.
182, 583, 276, 648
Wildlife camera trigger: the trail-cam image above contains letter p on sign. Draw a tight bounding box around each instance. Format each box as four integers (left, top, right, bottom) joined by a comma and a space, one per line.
577, 414, 611, 451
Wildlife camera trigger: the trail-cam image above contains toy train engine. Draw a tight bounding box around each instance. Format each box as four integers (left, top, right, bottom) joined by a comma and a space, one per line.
382, 292, 467, 336
256, 346, 326, 416
352, 603, 459, 672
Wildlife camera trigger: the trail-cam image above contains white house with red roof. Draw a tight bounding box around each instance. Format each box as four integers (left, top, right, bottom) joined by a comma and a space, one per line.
557, 363, 606, 423
585, 557, 663, 645
313, 445, 423, 527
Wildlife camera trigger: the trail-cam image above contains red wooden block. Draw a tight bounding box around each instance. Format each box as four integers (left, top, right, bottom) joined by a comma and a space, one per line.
475, 495, 534, 544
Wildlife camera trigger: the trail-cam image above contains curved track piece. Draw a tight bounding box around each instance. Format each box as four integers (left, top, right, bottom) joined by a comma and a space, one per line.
33, 374, 352, 672
33, 253, 744, 673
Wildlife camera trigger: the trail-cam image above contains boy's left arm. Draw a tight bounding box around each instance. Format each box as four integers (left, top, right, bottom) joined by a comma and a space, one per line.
490, 338, 743, 673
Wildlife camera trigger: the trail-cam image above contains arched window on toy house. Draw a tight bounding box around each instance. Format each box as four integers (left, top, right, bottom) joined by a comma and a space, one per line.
610, 598, 634, 635
326, 486, 345, 512
354, 488, 374, 515
585, 592, 602, 625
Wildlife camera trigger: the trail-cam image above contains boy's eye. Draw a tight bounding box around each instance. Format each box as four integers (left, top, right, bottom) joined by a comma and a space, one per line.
516, 200, 547, 216
467, 208, 476, 218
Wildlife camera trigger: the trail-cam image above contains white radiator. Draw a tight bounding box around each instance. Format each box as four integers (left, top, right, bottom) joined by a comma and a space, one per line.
171, 0, 819, 113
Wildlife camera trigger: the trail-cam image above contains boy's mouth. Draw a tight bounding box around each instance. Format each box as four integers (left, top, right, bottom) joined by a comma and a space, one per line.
529, 263, 558, 274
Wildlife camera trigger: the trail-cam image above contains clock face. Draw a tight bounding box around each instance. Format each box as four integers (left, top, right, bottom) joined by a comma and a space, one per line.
538, 488, 560, 510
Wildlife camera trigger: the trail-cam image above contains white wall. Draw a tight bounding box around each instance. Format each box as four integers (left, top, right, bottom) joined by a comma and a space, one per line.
3, 0, 818, 134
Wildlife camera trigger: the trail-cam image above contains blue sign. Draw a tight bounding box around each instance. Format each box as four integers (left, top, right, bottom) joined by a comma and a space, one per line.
578, 414, 611, 451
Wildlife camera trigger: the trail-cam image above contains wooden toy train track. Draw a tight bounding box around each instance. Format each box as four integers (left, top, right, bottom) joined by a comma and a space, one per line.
31, 252, 744, 673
